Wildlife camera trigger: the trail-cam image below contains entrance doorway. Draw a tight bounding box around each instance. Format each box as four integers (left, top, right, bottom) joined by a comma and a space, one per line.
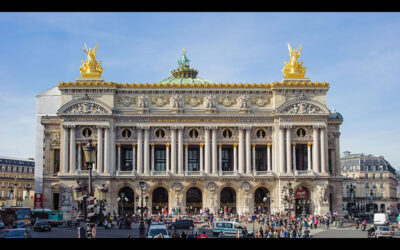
294, 186, 310, 216
186, 187, 202, 214
254, 187, 271, 214
220, 187, 236, 214
117, 187, 135, 215
152, 187, 168, 214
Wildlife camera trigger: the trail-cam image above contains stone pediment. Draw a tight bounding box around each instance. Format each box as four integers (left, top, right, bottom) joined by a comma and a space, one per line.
277, 99, 329, 115
58, 95, 112, 115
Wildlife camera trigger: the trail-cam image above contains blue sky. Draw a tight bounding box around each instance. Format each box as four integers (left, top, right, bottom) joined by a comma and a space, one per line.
0, 12, 399, 169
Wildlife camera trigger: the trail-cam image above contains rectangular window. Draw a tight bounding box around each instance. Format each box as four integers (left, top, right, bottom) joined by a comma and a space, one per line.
255, 148, 266, 171
121, 147, 133, 171
54, 149, 60, 174
221, 148, 233, 171
365, 183, 369, 188
188, 148, 200, 171
155, 148, 166, 171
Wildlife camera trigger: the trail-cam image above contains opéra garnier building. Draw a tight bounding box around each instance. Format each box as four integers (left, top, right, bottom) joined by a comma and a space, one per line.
39, 44, 344, 220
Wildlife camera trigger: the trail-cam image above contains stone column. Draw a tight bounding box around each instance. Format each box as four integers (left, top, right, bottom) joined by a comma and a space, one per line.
104, 127, 110, 174
77, 143, 82, 171
110, 124, 116, 175
178, 128, 183, 175
334, 132, 341, 176
137, 128, 143, 174
218, 144, 222, 174
245, 128, 251, 175
117, 144, 121, 172
204, 128, 211, 174
212, 128, 218, 175
151, 143, 155, 172
267, 143, 271, 171
307, 142, 312, 172
60, 126, 69, 174
292, 143, 296, 172
144, 128, 150, 175
238, 127, 245, 174
97, 128, 103, 173
170, 127, 177, 174
199, 144, 204, 173
233, 143, 238, 173
185, 144, 189, 173
312, 127, 320, 174
69, 127, 76, 174
286, 127, 292, 174
166, 143, 170, 173
252, 144, 256, 174
279, 127, 285, 175
320, 127, 328, 174
132, 144, 136, 174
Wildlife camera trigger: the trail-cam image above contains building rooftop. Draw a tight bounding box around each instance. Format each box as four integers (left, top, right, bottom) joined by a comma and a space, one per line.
340, 151, 396, 174
0, 157, 35, 167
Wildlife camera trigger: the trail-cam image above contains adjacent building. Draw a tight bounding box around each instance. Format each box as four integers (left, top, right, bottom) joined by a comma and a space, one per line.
37, 44, 344, 220
0, 156, 35, 206
341, 151, 400, 215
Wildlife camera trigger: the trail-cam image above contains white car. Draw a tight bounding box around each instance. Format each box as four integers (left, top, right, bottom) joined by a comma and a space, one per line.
375, 226, 393, 238
147, 224, 170, 238
212, 221, 253, 238
374, 213, 389, 226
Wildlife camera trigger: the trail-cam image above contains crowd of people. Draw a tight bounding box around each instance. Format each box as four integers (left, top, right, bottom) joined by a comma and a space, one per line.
87, 207, 341, 238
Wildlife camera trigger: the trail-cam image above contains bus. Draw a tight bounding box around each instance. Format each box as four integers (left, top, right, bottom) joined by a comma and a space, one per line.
0, 207, 31, 226
31, 209, 63, 226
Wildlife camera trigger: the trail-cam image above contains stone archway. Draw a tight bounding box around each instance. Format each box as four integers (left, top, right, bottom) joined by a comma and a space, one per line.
220, 187, 236, 214
294, 186, 310, 216
254, 187, 271, 214
186, 187, 202, 214
152, 187, 169, 214
117, 187, 135, 215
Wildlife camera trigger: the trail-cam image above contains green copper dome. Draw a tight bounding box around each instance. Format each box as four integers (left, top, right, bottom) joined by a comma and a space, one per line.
158, 48, 214, 85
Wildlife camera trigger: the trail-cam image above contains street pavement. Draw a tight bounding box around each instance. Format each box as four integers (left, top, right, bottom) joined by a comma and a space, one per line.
1, 220, 399, 238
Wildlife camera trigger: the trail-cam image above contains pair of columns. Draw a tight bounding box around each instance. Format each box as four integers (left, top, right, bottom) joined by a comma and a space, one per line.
60, 126, 112, 175
278, 125, 328, 175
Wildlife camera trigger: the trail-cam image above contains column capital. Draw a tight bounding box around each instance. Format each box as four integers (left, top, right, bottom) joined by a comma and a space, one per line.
62, 124, 76, 129
92, 142, 97, 146
151, 143, 155, 148
280, 124, 292, 129
185, 144, 189, 148
312, 124, 326, 129
307, 142, 312, 147
77, 142, 82, 146
238, 126, 252, 130
292, 143, 296, 147
267, 143, 271, 147
218, 143, 222, 148
132, 144, 136, 147
252, 143, 256, 148
199, 143, 204, 148
117, 143, 121, 147
233, 143, 238, 148
205, 126, 218, 130
166, 143, 170, 148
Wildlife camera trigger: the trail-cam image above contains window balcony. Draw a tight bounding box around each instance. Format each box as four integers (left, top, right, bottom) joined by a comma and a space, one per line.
220, 171, 236, 176
116, 171, 135, 176
185, 170, 202, 176
294, 170, 314, 176
151, 170, 168, 176
253, 171, 274, 176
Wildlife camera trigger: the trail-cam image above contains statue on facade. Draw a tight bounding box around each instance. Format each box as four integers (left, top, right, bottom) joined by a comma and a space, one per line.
137, 95, 149, 112
238, 95, 250, 111
318, 184, 329, 205
204, 94, 217, 112
282, 43, 307, 78
79, 43, 103, 78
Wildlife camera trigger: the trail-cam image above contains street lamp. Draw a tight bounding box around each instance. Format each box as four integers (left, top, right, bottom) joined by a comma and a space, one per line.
262, 193, 274, 213
137, 180, 149, 238
346, 184, 356, 218
8, 185, 14, 200
96, 184, 109, 226
368, 187, 376, 214
300, 198, 310, 218
25, 184, 31, 200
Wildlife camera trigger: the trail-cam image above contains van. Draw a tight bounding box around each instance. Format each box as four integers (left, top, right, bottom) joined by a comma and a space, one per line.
147, 224, 170, 238
374, 213, 389, 226
212, 221, 253, 238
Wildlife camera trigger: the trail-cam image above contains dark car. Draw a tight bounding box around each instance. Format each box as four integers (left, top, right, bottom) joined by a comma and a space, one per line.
34, 221, 52, 232
0, 221, 5, 229
12, 221, 28, 229
169, 220, 194, 230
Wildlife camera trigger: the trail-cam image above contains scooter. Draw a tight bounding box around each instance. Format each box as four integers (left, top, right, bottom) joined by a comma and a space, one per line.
355, 223, 359, 229
361, 224, 366, 231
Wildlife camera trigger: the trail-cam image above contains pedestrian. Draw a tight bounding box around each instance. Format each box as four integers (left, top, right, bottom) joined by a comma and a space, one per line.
187, 231, 195, 238
127, 234, 131, 238
198, 231, 209, 238
181, 230, 187, 238
258, 227, 264, 238
172, 230, 180, 238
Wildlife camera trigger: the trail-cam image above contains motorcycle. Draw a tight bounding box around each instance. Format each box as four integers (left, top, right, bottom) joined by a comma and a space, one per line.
361, 224, 366, 231
355, 223, 359, 229
368, 232, 376, 238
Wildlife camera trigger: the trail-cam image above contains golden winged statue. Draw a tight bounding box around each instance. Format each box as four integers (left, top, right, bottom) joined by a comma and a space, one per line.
79, 42, 103, 78
282, 43, 307, 79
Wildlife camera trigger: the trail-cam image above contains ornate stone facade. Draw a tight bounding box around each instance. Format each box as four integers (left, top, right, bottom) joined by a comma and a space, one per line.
39, 46, 344, 220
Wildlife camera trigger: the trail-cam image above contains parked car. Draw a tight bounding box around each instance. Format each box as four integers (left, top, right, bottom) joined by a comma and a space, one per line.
147, 224, 170, 238
0, 221, 5, 229
374, 225, 393, 238
212, 221, 254, 238
33, 221, 52, 232
5, 228, 32, 238
169, 219, 194, 230
12, 221, 28, 229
